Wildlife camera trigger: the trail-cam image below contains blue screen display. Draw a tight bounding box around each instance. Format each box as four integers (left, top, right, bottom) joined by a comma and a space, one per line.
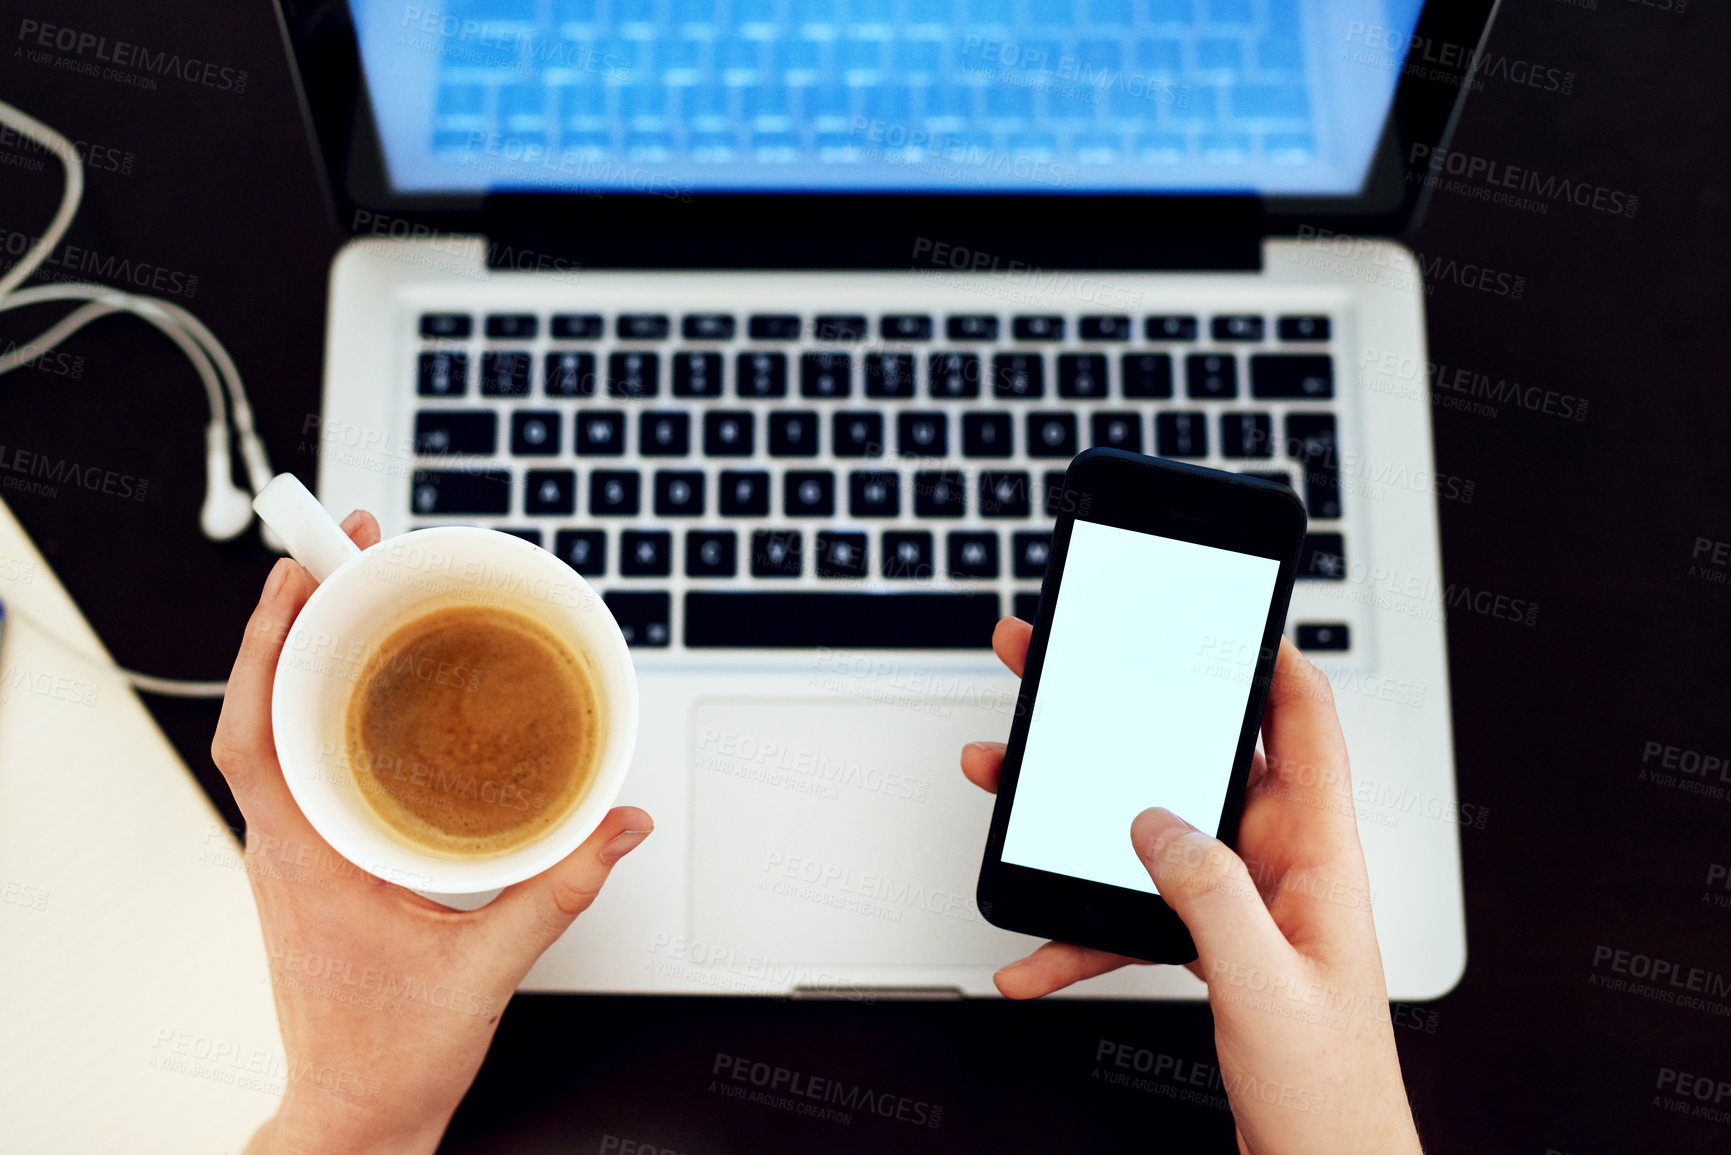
355, 0, 1426, 196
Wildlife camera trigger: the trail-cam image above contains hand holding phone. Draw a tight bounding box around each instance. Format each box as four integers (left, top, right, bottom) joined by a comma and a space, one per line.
962, 625, 1423, 1153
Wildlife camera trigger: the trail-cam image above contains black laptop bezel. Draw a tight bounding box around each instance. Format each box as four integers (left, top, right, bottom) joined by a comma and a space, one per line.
274, 0, 1500, 268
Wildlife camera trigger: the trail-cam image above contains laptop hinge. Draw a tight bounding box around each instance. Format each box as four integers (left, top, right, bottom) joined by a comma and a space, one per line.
793, 985, 964, 1001
482, 194, 1263, 273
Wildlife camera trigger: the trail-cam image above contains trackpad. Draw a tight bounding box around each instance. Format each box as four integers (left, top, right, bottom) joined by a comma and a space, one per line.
690, 697, 1034, 968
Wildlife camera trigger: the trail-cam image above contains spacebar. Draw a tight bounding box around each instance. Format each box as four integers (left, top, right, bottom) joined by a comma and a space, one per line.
684, 592, 1000, 648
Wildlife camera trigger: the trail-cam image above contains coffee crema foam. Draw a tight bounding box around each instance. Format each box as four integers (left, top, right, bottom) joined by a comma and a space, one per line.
343, 605, 603, 858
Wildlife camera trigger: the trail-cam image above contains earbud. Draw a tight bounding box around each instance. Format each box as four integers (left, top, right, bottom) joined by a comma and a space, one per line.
200, 421, 257, 541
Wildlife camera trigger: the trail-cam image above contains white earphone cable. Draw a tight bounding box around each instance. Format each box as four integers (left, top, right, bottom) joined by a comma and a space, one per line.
0, 97, 296, 699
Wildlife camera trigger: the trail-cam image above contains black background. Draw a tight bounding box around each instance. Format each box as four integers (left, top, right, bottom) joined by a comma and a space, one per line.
3, 0, 1728, 1151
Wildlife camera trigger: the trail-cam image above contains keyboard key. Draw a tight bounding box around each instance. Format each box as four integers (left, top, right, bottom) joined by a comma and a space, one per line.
1242, 469, 1294, 489
498, 527, 545, 544
685, 591, 999, 647
1027, 412, 1078, 458
525, 469, 576, 515
1296, 623, 1350, 651
1091, 412, 1142, 452
719, 470, 771, 515
1287, 413, 1341, 519
1298, 533, 1346, 580
751, 530, 803, 577
640, 411, 690, 456
545, 351, 597, 397
832, 411, 883, 457
1013, 592, 1042, 624
849, 470, 899, 517
414, 411, 495, 455
882, 532, 935, 579
865, 353, 916, 398
913, 471, 966, 517
1013, 315, 1064, 341
1279, 316, 1330, 342
553, 529, 605, 575
486, 313, 537, 340
551, 313, 604, 339
737, 351, 788, 397
815, 531, 869, 578
418, 351, 468, 396
510, 411, 561, 456
897, 412, 948, 457
1186, 353, 1238, 399
620, 531, 673, 577
928, 352, 981, 399
1041, 470, 1067, 517
1221, 412, 1273, 458
962, 412, 1013, 457
947, 314, 999, 341
1251, 354, 1334, 399
481, 352, 532, 397
1012, 531, 1052, 579
784, 470, 835, 516
1057, 354, 1109, 399
881, 314, 933, 341
948, 532, 1000, 579
1156, 412, 1208, 457
815, 314, 867, 342
979, 471, 1031, 518
420, 313, 470, 339
590, 470, 641, 516
576, 411, 625, 455
800, 352, 851, 398
605, 591, 670, 647
686, 531, 737, 577
769, 411, 820, 456
1121, 352, 1173, 398
703, 411, 755, 456
1080, 315, 1132, 341
674, 352, 724, 397
1213, 315, 1265, 341
1145, 315, 1198, 341
608, 351, 659, 398
618, 313, 670, 340
993, 353, 1045, 398
653, 470, 705, 516
411, 469, 509, 515
683, 313, 736, 340
748, 314, 801, 340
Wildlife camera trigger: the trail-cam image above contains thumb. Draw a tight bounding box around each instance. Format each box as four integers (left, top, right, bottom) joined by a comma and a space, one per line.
486, 806, 654, 952
1132, 808, 1291, 975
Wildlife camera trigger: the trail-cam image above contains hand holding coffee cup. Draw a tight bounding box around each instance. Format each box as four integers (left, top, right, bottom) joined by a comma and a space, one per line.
253, 474, 640, 893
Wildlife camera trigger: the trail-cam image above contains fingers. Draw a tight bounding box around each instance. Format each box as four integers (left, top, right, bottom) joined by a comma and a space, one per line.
994, 940, 1140, 999
992, 616, 1032, 678
339, 509, 382, 550
1132, 807, 1292, 974
1252, 638, 1360, 851
210, 510, 382, 828
960, 741, 1006, 793
210, 557, 320, 825
488, 806, 653, 951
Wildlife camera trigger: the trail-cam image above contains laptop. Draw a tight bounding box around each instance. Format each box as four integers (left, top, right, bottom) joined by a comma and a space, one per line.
276, 0, 1498, 999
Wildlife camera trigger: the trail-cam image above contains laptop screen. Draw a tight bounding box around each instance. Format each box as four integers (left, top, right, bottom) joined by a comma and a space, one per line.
355, 0, 1426, 198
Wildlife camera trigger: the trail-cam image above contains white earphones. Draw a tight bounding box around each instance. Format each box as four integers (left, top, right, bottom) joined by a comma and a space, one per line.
0, 97, 282, 549
0, 97, 297, 697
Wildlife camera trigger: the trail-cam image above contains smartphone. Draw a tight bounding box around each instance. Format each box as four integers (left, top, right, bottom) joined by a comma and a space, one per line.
976, 448, 1308, 964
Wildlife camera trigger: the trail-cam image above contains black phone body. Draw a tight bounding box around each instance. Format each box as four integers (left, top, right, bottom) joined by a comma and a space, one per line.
976, 449, 1307, 964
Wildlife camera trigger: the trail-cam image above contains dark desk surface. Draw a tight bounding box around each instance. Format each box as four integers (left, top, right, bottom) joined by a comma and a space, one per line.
5, 2, 1729, 1151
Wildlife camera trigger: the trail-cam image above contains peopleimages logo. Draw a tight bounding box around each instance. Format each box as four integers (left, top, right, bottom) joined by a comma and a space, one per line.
15, 19, 248, 92
1409, 145, 1639, 218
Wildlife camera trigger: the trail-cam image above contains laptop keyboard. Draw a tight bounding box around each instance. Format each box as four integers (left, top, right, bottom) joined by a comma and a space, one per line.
410, 306, 1347, 650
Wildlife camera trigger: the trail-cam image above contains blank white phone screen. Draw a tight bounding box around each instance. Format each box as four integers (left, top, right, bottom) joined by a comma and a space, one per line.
1001, 520, 1280, 895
